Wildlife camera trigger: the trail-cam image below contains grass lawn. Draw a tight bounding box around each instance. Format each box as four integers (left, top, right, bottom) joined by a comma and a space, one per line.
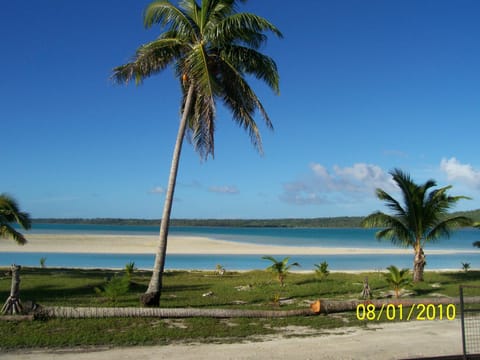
0, 267, 479, 349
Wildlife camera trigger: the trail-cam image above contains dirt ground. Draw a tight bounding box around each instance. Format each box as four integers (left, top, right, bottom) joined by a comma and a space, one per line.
0, 319, 464, 360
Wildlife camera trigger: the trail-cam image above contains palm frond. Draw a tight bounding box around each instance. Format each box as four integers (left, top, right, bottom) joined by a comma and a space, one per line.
426, 216, 474, 243
362, 212, 413, 247
0, 224, 27, 245
202, 0, 237, 31
375, 188, 406, 218
261, 255, 278, 263
221, 45, 279, 93
0, 194, 31, 230
144, 0, 197, 39
180, 44, 218, 158
285, 261, 301, 271
210, 12, 282, 49
112, 38, 184, 85
214, 53, 274, 154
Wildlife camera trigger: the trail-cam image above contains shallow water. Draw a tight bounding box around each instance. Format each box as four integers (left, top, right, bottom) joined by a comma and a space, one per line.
2, 224, 480, 270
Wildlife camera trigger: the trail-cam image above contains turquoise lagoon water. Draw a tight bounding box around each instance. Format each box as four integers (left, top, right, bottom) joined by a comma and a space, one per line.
2, 224, 480, 271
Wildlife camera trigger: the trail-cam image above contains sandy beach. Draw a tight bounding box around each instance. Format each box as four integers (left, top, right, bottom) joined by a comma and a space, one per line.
0, 319, 464, 359
0, 233, 474, 257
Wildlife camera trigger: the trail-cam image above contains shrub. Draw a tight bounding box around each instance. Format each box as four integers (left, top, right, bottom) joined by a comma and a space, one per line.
125, 261, 137, 279
314, 261, 330, 279
94, 275, 130, 303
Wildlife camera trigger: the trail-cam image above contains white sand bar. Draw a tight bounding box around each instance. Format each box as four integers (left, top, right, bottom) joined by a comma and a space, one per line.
0, 233, 475, 256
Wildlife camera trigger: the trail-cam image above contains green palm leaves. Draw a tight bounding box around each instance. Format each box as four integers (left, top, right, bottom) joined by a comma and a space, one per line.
0, 194, 31, 245
113, 0, 282, 158
362, 169, 472, 281
383, 265, 411, 299
262, 256, 300, 287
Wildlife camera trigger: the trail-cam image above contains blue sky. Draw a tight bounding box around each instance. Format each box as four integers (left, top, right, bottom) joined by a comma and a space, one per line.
2, 0, 480, 219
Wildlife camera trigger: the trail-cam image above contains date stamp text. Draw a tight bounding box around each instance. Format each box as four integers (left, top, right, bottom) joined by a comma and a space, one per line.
356, 303, 456, 321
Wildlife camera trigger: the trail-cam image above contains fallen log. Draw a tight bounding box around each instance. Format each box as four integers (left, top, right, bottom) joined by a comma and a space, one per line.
35, 306, 313, 319
34, 296, 480, 319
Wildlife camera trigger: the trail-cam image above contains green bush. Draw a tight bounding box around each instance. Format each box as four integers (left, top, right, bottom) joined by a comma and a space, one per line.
94, 275, 130, 303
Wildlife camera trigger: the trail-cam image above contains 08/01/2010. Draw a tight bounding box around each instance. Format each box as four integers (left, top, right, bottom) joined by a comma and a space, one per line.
356, 303, 456, 321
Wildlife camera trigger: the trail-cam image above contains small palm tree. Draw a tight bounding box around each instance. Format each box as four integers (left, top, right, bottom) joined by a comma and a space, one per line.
262, 256, 300, 287
125, 261, 137, 280
113, 0, 282, 307
0, 194, 31, 245
314, 261, 330, 280
383, 265, 411, 299
362, 169, 472, 282
461, 262, 471, 273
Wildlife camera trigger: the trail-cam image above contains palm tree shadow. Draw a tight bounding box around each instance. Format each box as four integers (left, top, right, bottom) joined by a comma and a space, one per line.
443, 271, 480, 282
163, 284, 210, 293
295, 278, 319, 286
10, 283, 102, 304
412, 288, 438, 297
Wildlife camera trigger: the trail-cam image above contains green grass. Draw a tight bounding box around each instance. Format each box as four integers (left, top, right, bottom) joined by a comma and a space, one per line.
0, 267, 479, 349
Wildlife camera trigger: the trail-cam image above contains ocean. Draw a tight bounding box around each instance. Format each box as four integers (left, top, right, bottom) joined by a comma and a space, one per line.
1, 224, 480, 271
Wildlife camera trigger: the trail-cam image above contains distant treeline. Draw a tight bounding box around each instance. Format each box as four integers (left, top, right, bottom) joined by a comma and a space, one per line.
32, 217, 364, 228
32, 209, 480, 228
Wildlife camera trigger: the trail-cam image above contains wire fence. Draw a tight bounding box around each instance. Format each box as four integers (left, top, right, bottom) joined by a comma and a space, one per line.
460, 285, 480, 358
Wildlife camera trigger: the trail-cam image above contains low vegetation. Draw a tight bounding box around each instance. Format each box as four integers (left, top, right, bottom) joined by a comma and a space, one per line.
1, 267, 479, 349
314, 261, 330, 280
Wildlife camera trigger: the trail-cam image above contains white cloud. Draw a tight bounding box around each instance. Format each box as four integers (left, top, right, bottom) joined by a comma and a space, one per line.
209, 185, 239, 194
280, 163, 396, 205
333, 163, 396, 192
440, 157, 480, 189
149, 186, 165, 194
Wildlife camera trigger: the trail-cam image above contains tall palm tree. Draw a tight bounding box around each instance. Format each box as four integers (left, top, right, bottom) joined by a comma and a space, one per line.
0, 194, 31, 245
112, 0, 282, 306
362, 169, 472, 282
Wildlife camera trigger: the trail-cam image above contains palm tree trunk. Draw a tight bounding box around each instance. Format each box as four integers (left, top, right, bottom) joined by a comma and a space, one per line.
141, 84, 195, 307
36, 306, 313, 319
1, 265, 23, 315
413, 246, 426, 282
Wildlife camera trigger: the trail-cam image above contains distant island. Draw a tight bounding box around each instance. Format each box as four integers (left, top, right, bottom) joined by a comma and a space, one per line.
33, 209, 480, 228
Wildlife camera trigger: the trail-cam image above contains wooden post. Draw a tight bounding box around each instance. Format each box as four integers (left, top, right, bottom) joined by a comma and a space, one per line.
1, 264, 23, 315
361, 277, 371, 299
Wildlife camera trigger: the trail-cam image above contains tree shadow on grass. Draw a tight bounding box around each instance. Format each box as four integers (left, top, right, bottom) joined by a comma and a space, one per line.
19, 267, 121, 279
443, 270, 480, 282
163, 284, 211, 293
15, 283, 104, 303
294, 278, 320, 286
411, 287, 438, 297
